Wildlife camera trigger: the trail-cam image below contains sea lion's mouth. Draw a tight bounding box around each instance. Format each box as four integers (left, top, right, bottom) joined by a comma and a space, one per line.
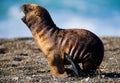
21, 11, 26, 23
21, 16, 26, 23
21, 5, 26, 23
21, 14, 27, 23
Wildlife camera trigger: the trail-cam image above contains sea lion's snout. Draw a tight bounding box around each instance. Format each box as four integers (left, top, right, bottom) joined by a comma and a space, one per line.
21, 5, 27, 23
21, 4, 27, 15
21, 4, 34, 24
21, 4, 39, 24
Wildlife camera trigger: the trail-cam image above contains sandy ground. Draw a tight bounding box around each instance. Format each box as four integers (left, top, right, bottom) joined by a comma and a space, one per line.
0, 37, 120, 83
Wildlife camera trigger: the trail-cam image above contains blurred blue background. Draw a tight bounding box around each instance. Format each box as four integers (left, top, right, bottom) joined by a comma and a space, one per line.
0, 0, 120, 38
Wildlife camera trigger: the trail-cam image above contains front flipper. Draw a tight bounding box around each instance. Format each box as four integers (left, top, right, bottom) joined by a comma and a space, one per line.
47, 54, 67, 78
64, 53, 81, 77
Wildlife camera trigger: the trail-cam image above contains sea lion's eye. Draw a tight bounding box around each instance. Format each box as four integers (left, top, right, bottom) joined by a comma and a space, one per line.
27, 7, 33, 12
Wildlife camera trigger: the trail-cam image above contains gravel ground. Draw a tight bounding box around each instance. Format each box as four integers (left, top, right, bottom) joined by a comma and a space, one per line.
0, 37, 120, 83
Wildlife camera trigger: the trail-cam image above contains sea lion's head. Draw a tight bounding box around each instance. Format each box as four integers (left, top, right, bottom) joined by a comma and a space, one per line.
21, 4, 55, 29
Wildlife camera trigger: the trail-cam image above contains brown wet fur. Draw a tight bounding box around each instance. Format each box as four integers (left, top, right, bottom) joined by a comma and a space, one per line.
21, 4, 104, 78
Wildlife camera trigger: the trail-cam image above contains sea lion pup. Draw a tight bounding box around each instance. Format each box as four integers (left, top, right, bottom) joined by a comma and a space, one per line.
21, 4, 104, 78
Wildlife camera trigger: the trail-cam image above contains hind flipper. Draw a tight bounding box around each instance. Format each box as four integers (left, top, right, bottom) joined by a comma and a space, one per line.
64, 53, 81, 76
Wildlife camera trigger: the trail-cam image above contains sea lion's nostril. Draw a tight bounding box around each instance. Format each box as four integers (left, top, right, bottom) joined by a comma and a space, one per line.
21, 5, 27, 13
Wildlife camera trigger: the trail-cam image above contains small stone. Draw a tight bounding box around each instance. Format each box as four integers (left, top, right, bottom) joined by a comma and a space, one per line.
32, 75, 36, 77
102, 75, 105, 78
26, 76, 31, 80
12, 77, 19, 80
85, 77, 90, 81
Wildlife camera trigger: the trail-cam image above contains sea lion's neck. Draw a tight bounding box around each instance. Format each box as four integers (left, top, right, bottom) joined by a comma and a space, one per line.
28, 14, 59, 35
28, 16, 60, 56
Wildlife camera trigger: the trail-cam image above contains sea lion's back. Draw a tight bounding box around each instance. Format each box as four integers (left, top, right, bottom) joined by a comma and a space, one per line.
60, 29, 104, 68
